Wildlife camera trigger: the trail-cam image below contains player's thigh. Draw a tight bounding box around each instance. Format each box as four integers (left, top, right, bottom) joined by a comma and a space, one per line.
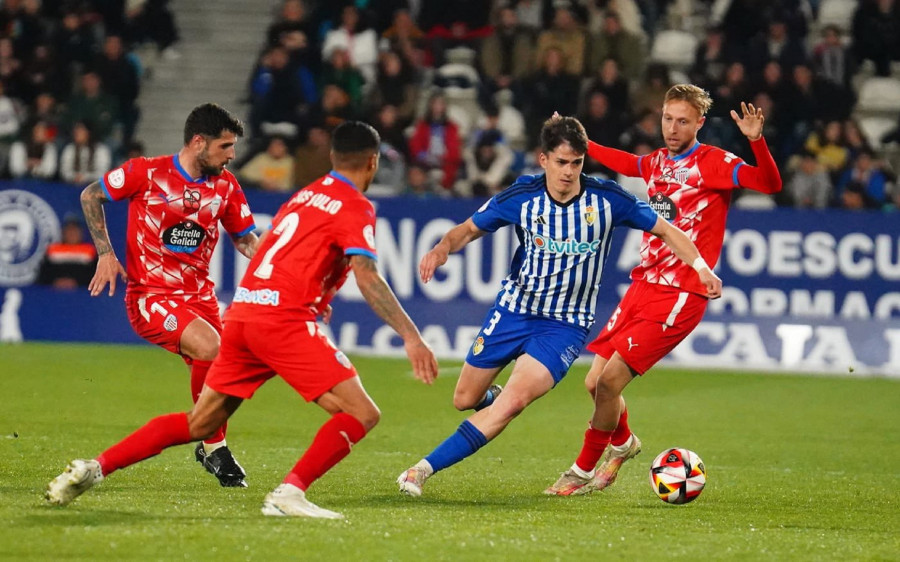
245, 320, 358, 403
463, 306, 528, 372
314, 376, 380, 430
125, 293, 221, 358
179, 317, 221, 361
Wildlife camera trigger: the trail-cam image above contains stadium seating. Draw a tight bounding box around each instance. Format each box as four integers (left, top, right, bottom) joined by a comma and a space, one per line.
649, 30, 698, 71
857, 116, 897, 150
816, 0, 858, 33
856, 77, 900, 117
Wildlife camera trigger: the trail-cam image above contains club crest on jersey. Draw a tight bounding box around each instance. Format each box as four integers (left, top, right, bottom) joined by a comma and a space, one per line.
183, 189, 201, 212
472, 336, 485, 356
107, 168, 125, 189
583, 205, 597, 225
163, 314, 178, 332
649, 192, 678, 221
162, 221, 205, 253
334, 350, 352, 369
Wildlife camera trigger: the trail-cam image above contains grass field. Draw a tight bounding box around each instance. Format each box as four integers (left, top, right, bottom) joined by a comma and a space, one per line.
2, 342, 899, 561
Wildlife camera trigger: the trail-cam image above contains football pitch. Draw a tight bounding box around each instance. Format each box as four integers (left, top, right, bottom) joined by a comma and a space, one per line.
2, 343, 898, 561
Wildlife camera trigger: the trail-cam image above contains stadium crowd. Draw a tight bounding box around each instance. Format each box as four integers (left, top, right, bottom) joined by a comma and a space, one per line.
3, 0, 900, 212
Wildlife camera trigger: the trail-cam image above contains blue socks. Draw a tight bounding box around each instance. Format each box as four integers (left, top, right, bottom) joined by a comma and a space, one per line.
424, 420, 488, 473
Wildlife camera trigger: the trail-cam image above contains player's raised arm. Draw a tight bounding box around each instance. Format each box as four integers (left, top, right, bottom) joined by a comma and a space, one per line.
419, 218, 485, 283
649, 217, 722, 299
585, 140, 643, 177
80, 181, 127, 297
351, 254, 438, 384
731, 101, 783, 194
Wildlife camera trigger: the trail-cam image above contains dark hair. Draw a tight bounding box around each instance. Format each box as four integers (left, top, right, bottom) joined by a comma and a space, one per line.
540, 115, 587, 154
183, 103, 244, 145
331, 121, 380, 168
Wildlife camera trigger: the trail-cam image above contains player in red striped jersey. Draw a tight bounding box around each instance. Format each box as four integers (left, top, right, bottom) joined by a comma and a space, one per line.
47, 121, 439, 518
79, 103, 260, 487
546, 84, 782, 496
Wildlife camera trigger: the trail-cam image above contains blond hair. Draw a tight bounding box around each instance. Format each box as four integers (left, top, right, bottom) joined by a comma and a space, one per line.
664, 84, 713, 116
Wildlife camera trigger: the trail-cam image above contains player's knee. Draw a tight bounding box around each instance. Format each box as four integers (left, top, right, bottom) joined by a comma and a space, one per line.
452, 390, 478, 411
493, 393, 528, 421
352, 404, 381, 431
192, 341, 219, 362
594, 378, 619, 402
584, 372, 599, 397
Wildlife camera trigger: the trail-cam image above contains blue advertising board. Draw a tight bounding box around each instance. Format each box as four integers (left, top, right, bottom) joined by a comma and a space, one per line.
1, 181, 898, 376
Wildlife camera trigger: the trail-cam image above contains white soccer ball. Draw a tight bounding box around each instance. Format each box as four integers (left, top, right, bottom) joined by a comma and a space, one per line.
649, 447, 706, 504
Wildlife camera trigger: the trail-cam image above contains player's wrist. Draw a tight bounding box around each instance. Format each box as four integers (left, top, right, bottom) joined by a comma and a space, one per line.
692, 257, 711, 273
747, 134, 763, 142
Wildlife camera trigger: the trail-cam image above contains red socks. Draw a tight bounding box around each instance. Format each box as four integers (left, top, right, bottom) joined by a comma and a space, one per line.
284, 413, 367, 491
97, 413, 192, 476
574, 408, 631, 472
190, 360, 226, 444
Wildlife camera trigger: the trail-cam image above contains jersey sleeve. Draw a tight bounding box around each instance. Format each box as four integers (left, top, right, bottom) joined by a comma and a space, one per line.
699, 147, 746, 191
471, 193, 519, 232
99, 158, 149, 201
221, 181, 257, 237
610, 188, 660, 231
335, 198, 378, 260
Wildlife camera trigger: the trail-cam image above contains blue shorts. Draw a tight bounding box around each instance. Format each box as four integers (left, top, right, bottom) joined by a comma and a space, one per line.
465, 306, 590, 384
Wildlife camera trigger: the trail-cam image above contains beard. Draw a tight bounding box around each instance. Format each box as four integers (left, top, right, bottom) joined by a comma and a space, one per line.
197, 149, 226, 176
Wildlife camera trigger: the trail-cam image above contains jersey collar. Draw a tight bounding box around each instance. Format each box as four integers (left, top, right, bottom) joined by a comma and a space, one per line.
172, 154, 208, 184
328, 170, 357, 190
670, 141, 700, 162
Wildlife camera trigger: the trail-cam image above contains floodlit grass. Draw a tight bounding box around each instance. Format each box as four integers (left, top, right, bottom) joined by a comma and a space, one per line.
1, 342, 898, 560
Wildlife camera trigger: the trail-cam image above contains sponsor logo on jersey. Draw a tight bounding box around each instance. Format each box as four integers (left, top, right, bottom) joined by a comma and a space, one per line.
363, 224, 375, 249
233, 287, 281, 306
162, 221, 206, 253
163, 314, 178, 332
108, 168, 125, 189
649, 192, 678, 221
535, 215, 547, 225
0, 190, 61, 286
584, 205, 597, 225
472, 336, 484, 355
533, 235, 600, 255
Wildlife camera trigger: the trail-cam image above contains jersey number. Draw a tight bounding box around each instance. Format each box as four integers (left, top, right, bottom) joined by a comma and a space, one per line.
254, 212, 299, 280
483, 310, 502, 335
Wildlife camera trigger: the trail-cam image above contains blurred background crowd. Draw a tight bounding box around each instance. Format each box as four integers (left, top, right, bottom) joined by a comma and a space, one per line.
3, 0, 900, 212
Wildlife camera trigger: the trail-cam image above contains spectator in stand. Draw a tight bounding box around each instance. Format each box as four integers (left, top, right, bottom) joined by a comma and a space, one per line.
705, 61, 752, 154
9, 120, 57, 179
536, 5, 588, 77
404, 161, 441, 198
463, 129, 515, 197
61, 70, 120, 144
781, 63, 847, 155
321, 47, 365, 109
125, 0, 181, 60
689, 25, 731, 91
584, 58, 631, 126
409, 92, 462, 191
238, 135, 295, 192
523, 47, 580, 142
0, 80, 20, 175
247, 45, 316, 138
479, 6, 534, 107
836, 148, 891, 205
311, 84, 355, 131
840, 180, 878, 209
580, 91, 622, 178
630, 63, 671, 118
0, 37, 25, 101
851, 0, 900, 77
25, 92, 61, 143
720, 0, 767, 56
51, 5, 96, 75
21, 43, 69, 105
322, 5, 379, 85
812, 24, 856, 92
293, 126, 332, 187
370, 50, 419, 125
619, 107, 662, 152
4, 0, 48, 60
93, 35, 141, 144
786, 150, 833, 209
267, 0, 319, 72
843, 118, 874, 161
590, 10, 645, 82
372, 103, 409, 192
744, 17, 808, 76
380, 8, 427, 71
418, 0, 492, 67
37, 214, 97, 289
804, 120, 850, 181
373, 103, 409, 159
59, 121, 112, 185
487, 90, 527, 152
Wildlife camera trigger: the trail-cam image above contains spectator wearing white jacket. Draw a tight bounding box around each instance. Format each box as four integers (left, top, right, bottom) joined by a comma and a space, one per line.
463, 129, 515, 197
59, 121, 111, 185
9, 121, 57, 179
321, 5, 378, 85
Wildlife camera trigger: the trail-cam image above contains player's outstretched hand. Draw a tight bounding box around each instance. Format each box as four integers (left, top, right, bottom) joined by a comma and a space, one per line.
699, 268, 722, 299
89, 253, 127, 297
730, 101, 764, 141
405, 338, 438, 385
419, 248, 449, 283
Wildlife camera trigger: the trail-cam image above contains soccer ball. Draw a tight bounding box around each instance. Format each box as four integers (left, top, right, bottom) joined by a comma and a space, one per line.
649, 448, 706, 504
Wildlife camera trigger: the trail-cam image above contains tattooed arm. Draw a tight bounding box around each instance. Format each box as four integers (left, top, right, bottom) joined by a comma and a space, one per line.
81, 181, 127, 297
351, 254, 438, 384
231, 231, 260, 259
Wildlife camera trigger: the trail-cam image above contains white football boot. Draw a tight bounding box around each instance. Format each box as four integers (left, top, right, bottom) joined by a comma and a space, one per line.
46, 459, 104, 506
261, 484, 343, 519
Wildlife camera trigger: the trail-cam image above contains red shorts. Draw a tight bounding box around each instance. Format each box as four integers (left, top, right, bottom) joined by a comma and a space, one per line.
205, 319, 358, 402
587, 281, 708, 374
125, 292, 222, 361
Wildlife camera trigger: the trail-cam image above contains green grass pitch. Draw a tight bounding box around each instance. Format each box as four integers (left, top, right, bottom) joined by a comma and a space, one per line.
1, 342, 898, 560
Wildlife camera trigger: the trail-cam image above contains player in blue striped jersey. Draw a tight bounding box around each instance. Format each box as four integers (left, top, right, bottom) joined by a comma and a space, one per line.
397, 115, 722, 497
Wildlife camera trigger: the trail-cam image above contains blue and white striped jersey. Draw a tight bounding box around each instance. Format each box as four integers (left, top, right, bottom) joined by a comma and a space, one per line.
472, 173, 659, 328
